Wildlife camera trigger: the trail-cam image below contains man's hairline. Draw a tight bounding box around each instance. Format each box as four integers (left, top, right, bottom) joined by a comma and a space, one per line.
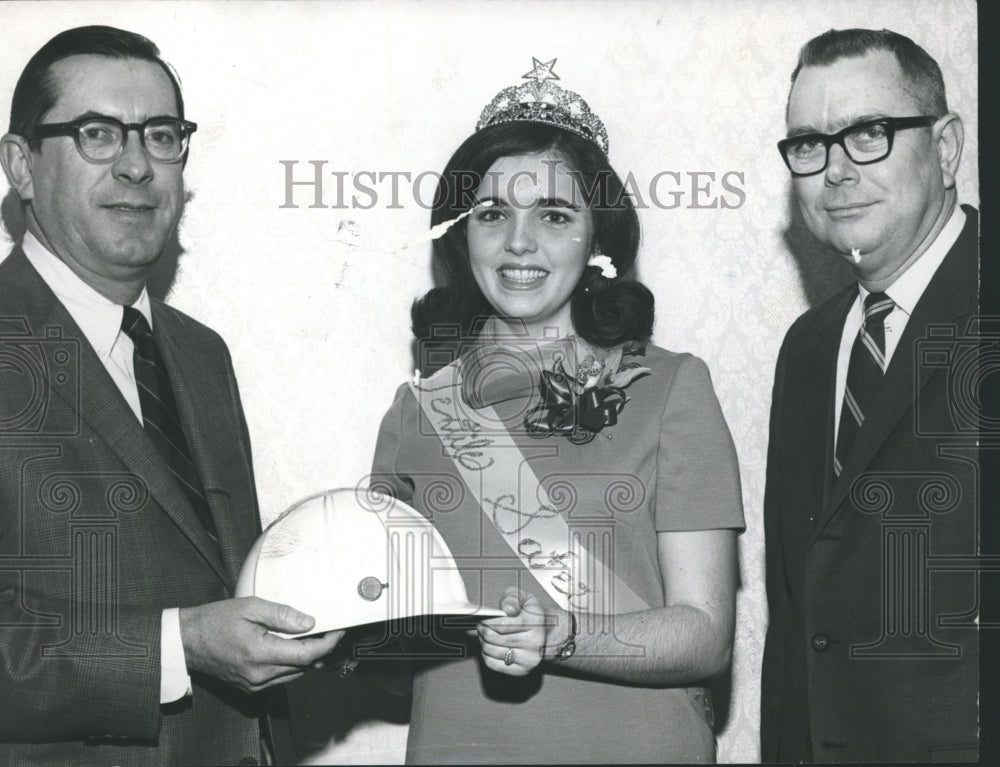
34, 54, 182, 131
784, 50, 925, 127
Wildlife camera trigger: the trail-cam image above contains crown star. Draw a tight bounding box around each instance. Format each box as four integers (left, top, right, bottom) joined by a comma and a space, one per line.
522, 57, 561, 84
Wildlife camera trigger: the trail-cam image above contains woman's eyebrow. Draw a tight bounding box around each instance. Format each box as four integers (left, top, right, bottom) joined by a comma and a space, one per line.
537, 197, 581, 210
473, 196, 504, 207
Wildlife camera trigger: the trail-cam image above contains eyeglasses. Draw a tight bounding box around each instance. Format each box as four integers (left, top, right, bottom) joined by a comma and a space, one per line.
777, 115, 938, 177
32, 116, 198, 164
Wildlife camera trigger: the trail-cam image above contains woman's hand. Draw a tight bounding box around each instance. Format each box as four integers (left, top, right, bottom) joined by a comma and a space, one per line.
477, 587, 547, 677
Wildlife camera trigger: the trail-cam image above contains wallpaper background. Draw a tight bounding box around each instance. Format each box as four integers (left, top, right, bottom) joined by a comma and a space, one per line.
0, 1, 978, 762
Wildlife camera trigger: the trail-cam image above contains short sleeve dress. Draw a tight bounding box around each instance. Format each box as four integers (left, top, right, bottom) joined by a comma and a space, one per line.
370, 339, 745, 764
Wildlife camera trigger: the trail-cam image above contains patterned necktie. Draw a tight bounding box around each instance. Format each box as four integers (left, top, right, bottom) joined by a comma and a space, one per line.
834, 292, 896, 477
121, 306, 219, 544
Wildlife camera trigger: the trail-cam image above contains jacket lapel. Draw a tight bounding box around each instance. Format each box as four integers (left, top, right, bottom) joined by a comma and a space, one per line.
152, 303, 245, 585
822, 208, 979, 527
7, 249, 230, 584
803, 288, 855, 530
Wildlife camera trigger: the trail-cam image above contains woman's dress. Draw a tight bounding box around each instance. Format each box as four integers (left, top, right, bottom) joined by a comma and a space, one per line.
371, 337, 745, 764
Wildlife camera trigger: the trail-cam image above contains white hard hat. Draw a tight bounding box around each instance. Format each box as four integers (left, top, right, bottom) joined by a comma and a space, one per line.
235, 488, 504, 636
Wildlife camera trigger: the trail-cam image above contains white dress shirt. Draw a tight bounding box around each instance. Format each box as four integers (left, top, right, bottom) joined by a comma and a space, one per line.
834, 205, 967, 447
23, 233, 192, 704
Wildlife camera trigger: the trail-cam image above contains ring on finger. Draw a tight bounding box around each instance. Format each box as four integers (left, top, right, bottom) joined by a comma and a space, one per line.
503, 648, 515, 666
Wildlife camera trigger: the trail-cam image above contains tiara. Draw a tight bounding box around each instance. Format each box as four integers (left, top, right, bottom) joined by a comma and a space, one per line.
475, 57, 609, 156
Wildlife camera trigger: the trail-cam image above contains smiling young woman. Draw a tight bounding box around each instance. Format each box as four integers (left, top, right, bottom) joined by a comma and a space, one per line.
365, 60, 745, 764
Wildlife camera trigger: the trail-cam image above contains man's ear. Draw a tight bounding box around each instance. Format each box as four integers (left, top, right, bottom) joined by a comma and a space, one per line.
933, 112, 964, 190
0, 133, 35, 202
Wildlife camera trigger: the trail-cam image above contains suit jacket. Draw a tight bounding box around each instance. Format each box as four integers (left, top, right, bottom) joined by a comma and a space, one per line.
761, 207, 980, 763
0, 247, 267, 766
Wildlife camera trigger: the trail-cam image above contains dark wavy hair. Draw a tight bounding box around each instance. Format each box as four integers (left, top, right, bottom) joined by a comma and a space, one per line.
9, 25, 185, 150
411, 122, 652, 356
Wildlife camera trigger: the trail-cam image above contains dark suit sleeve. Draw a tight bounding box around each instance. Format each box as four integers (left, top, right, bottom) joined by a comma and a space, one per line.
0, 388, 165, 741
0, 597, 164, 741
760, 329, 791, 762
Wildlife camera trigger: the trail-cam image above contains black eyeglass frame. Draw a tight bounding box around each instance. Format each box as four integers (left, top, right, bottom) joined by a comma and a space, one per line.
777, 115, 939, 177
30, 115, 198, 164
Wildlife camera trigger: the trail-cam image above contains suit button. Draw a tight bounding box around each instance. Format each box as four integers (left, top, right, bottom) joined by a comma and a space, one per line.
811, 634, 829, 651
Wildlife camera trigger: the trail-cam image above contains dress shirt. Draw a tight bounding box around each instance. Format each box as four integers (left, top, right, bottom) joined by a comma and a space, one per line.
22, 232, 192, 705
834, 204, 966, 447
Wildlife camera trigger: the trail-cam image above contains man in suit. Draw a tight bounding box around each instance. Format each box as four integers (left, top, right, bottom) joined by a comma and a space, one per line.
0, 26, 341, 765
761, 29, 979, 762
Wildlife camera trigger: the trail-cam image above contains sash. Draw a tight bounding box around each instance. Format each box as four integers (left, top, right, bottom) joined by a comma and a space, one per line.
411, 355, 650, 618
413, 347, 717, 720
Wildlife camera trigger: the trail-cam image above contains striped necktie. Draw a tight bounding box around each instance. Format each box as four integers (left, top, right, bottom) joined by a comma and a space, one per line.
834, 292, 895, 477
121, 306, 219, 545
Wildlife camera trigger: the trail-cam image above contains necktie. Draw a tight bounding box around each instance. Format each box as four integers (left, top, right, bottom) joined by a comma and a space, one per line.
121, 306, 219, 544
834, 292, 896, 477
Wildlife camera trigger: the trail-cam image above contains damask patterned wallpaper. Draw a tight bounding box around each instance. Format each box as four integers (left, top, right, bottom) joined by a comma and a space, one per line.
0, 1, 978, 762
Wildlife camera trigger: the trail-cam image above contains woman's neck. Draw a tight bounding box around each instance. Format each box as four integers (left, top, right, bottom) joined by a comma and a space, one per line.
487, 312, 575, 344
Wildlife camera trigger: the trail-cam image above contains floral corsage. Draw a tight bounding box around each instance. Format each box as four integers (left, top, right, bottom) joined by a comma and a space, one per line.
524, 342, 650, 444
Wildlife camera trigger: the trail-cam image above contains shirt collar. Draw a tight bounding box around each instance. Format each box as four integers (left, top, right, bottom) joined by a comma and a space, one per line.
858, 204, 966, 315
22, 232, 153, 360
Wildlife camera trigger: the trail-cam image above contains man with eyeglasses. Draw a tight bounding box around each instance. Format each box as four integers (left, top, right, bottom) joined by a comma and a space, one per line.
761, 28, 978, 763
0, 26, 341, 766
